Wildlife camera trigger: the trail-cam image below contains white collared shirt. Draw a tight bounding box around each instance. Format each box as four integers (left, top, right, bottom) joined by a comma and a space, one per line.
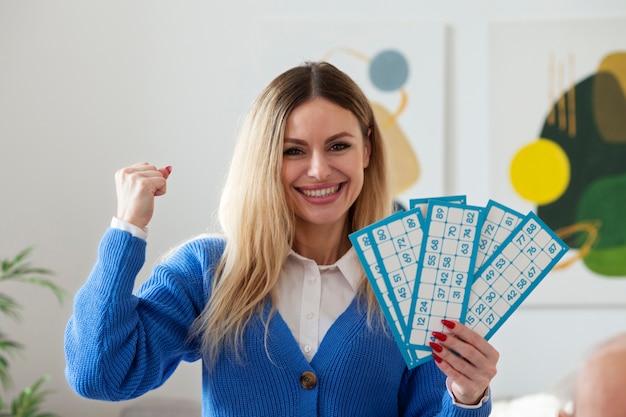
273, 248, 362, 362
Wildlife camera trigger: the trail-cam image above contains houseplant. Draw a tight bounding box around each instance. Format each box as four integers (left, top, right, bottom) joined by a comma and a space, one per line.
0, 247, 65, 417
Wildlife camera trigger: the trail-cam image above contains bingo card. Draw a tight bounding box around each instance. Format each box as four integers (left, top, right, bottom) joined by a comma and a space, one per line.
406, 201, 483, 355
466, 211, 568, 339
349, 207, 436, 367
350, 197, 569, 369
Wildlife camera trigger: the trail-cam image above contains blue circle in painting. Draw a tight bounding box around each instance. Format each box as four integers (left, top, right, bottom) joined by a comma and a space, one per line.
369, 50, 409, 92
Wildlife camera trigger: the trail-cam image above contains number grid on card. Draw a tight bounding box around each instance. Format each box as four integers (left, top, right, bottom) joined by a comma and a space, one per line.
349, 208, 431, 368
475, 200, 524, 273
406, 202, 484, 353
465, 211, 569, 339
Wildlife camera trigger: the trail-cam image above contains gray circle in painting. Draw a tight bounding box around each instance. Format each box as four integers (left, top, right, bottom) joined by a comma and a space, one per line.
369, 50, 409, 92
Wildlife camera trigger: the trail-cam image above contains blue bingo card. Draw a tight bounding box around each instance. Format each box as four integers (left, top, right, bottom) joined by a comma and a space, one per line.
466, 211, 569, 339
406, 201, 484, 353
350, 197, 569, 369
475, 200, 524, 273
349, 208, 431, 368
409, 195, 467, 217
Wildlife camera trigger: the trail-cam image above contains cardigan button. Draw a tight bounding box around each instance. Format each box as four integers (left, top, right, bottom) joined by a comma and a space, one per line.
299, 371, 317, 389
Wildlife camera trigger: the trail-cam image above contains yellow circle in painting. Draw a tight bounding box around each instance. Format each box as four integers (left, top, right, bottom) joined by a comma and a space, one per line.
509, 138, 571, 205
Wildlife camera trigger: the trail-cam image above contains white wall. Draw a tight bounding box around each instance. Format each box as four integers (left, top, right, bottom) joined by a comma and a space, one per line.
2, 1, 626, 416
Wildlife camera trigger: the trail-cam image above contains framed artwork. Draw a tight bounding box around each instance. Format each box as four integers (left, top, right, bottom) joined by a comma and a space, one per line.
489, 18, 626, 306
252, 20, 447, 209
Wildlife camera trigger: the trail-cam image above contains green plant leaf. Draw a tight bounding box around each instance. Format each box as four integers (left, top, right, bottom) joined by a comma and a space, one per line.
1, 248, 33, 278
8, 376, 60, 417
0, 294, 20, 321
1, 248, 45, 279
0, 344, 24, 390
5, 266, 54, 279
1, 248, 64, 417
0, 337, 22, 355
1, 248, 32, 271
10, 278, 65, 307
0, 354, 11, 388
0, 249, 65, 307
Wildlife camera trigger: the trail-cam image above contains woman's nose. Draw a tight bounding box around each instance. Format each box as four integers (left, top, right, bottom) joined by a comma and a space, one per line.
307, 152, 331, 180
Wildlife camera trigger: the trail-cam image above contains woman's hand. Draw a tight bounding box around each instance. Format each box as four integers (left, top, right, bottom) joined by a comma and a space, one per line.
429, 319, 499, 406
114, 162, 172, 229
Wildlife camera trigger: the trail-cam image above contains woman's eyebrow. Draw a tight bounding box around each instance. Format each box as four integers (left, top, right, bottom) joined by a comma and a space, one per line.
283, 132, 356, 145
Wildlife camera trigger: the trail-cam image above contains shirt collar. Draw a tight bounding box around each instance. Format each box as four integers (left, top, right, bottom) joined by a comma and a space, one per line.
286, 247, 362, 292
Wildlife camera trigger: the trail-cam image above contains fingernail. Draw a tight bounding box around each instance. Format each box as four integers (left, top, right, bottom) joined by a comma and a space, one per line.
432, 353, 442, 363
429, 342, 443, 353
442, 319, 456, 329
166, 166, 173, 173
432, 331, 447, 342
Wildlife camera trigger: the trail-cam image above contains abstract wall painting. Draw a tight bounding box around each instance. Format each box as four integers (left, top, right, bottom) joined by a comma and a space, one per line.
489, 18, 626, 306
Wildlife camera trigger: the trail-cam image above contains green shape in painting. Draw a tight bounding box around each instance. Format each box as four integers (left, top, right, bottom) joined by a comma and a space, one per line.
577, 173, 626, 276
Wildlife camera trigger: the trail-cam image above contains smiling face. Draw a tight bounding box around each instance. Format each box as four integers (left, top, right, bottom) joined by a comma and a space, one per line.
282, 97, 371, 234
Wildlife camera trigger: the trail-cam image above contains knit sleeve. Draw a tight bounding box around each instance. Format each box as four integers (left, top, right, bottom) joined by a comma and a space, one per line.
64, 228, 219, 401
398, 361, 492, 417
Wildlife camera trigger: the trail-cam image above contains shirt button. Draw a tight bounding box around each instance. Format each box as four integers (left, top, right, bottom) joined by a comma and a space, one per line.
306, 312, 314, 319
299, 371, 317, 389
308, 277, 317, 285
303, 344, 312, 353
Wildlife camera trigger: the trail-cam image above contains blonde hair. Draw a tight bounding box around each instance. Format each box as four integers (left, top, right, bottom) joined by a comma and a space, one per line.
190, 61, 393, 366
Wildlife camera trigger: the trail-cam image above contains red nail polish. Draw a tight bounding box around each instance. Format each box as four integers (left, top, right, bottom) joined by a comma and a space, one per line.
442, 319, 456, 329
432, 353, 443, 363
166, 166, 173, 173
432, 331, 447, 342
429, 342, 443, 353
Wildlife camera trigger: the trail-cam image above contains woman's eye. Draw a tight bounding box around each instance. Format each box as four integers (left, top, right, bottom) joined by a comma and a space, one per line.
283, 147, 303, 156
330, 143, 350, 151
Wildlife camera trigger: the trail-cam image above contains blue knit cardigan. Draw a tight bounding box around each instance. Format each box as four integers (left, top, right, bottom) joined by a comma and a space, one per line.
65, 228, 491, 416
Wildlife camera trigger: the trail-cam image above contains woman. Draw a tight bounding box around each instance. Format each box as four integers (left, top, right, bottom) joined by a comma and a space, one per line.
65, 61, 498, 416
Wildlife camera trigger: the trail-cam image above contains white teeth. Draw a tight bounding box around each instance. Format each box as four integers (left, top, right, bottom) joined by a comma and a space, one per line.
301, 185, 340, 197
